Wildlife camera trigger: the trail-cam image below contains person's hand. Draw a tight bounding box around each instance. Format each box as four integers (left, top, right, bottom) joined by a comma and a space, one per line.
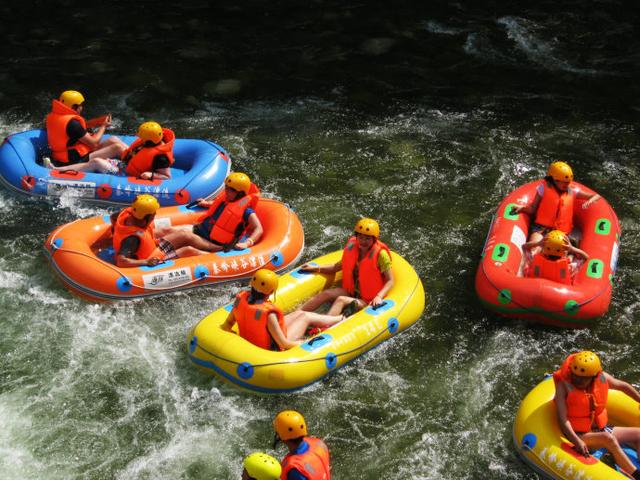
147, 257, 162, 266
103, 113, 112, 128
582, 198, 595, 209
299, 263, 318, 273
139, 172, 153, 180
235, 241, 249, 249
574, 438, 590, 457
511, 205, 525, 214
370, 295, 383, 307
196, 198, 209, 208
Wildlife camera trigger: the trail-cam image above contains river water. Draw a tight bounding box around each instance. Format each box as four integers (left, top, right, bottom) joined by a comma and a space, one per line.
1, 2, 639, 479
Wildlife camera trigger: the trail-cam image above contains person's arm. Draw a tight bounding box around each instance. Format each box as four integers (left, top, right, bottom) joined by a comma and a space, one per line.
78, 114, 112, 148
235, 213, 263, 249
371, 269, 394, 307
577, 190, 601, 208
139, 156, 172, 180
300, 261, 342, 274
115, 236, 161, 267
220, 310, 237, 333
567, 244, 589, 260
555, 381, 589, 455
267, 313, 302, 350
286, 468, 309, 480
513, 192, 542, 216
523, 239, 543, 251
605, 372, 640, 403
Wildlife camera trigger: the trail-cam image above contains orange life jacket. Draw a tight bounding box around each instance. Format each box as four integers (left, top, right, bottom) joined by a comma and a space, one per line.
121, 128, 176, 177
534, 179, 576, 234
233, 290, 286, 350
281, 437, 331, 480
198, 184, 260, 245
553, 354, 609, 433
45, 99, 93, 163
112, 208, 159, 260
341, 236, 391, 303
527, 254, 571, 284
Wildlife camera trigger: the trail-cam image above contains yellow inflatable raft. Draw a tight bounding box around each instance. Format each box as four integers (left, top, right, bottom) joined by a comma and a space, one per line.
514, 376, 640, 479
187, 249, 425, 394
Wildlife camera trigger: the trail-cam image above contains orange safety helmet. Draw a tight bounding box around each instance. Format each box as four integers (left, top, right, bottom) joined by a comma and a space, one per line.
570, 351, 602, 377
547, 161, 574, 183
273, 410, 308, 441
543, 230, 569, 257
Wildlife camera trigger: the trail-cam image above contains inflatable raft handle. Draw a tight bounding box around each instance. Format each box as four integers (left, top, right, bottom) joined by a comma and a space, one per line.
371, 301, 388, 311
186, 200, 200, 209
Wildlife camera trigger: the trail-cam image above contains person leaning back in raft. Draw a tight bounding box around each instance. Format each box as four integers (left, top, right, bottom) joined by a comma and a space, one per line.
47, 121, 175, 180
272, 410, 331, 480
523, 230, 588, 284
297, 217, 395, 317
111, 194, 213, 267
554, 351, 640, 479
158, 172, 262, 254
221, 269, 343, 351
241, 452, 281, 480
512, 160, 601, 243
45, 90, 127, 167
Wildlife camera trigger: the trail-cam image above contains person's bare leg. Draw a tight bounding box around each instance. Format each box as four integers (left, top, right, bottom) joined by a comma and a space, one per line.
327, 295, 365, 316
298, 287, 348, 311
284, 311, 344, 341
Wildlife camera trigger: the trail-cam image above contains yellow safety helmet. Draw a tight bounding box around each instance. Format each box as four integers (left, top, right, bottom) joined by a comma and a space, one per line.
250, 269, 278, 295
131, 194, 160, 219
137, 121, 164, 144
547, 161, 574, 183
59, 90, 85, 108
225, 172, 251, 194
570, 351, 602, 377
273, 410, 308, 441
543, 230, 569, 257
354, 217, 380, 238
243, 452, 282, 480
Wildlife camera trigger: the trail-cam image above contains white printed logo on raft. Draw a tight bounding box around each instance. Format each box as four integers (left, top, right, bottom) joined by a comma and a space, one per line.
46, 179, 96, 198
143, 268, 193, 289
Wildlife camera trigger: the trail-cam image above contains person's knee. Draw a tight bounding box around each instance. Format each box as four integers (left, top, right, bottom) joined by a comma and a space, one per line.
603, 432, 620, 449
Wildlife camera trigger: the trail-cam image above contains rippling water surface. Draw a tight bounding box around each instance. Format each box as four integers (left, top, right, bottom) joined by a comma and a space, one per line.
1, 2, 639, 479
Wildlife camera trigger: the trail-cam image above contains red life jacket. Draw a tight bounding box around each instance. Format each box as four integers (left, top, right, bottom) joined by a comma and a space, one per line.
198, 184, 260, 245
122, 128, 176, 177
527, 254, 571, 284
45, 100, 92, 163
112, 208, 159, 260
281, 437, 331, 480
553, 354, 609, 433
233, 290, 286, 350
534, 179, 576, 234
341, 236, 392, 303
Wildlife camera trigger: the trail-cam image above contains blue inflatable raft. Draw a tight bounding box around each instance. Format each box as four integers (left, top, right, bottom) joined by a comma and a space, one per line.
0, 129, 230, 205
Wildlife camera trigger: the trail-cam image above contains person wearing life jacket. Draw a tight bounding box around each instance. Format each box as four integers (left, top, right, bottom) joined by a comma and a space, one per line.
242, 452, 282, 480
523, 230, 588, 283
111, 194, 207, 267
553, 351, 640, 479
221, 270, 343, 351
44, 90, 127, 167
272, 410, 331, 480
49, 121, 174, 180
158, 172, 264, 254
512, 161, 601, 244
297, 218, 394, 317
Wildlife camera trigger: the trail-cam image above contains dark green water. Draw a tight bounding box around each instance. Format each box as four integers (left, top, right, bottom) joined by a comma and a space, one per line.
1, 2, 639, 479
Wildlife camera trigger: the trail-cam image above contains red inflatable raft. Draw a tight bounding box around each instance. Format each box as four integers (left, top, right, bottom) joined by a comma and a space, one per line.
475, 180, 620, 328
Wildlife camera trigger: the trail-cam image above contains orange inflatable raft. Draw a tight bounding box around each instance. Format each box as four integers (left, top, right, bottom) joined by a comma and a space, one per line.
475, 180, 620, 328
44, 199, 304, 301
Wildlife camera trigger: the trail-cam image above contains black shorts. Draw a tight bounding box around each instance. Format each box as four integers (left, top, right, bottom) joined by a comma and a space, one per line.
52, 150, 89, 167
192, 225, 223, 246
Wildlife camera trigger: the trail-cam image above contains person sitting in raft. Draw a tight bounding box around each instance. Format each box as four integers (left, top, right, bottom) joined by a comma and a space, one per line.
221, 269, 344, 351
512, 160, 601, 243
272, 410, 331, 480
158, 172, 263, 254
554, 351, 640, 479
523, 229, 588, 284
111, 194, 207, 267
48, 121, 174, 180
297, 217, 394, 317
45, 90, 128, 167
241, 452, 281, 480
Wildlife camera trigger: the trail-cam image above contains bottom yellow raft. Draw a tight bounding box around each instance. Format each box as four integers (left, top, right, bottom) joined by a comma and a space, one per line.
187, 249, 425, 394
514, 376, 640, 479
